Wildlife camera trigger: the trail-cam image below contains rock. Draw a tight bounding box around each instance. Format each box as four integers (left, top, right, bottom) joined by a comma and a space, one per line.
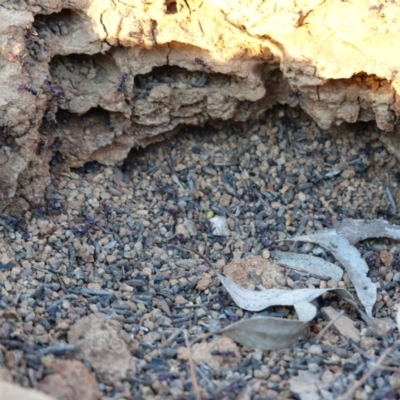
67, 313, 137, 384
183, 218, 198, 236
379, 249, 394, 267
0, 379, 56, 400
223, 256, 287, 289
0, 367, 12, 382
2, 1, 400, 211
290, 371, 322, 400
196, 273, 213, 291
321, 306, 360, 342
175, 223, 190, 240
38, 360, 100, 400
209, 216, 230, 237
308, 344, 323, 356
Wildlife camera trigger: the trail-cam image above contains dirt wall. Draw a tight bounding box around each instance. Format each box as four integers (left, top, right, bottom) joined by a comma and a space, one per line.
1, 0, 400, 212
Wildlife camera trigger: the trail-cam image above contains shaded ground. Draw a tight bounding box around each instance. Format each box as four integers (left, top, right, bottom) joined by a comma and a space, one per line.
0, 106, 399, 400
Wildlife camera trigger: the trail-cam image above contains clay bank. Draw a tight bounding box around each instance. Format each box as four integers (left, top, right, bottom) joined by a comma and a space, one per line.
1, 0, 400, 213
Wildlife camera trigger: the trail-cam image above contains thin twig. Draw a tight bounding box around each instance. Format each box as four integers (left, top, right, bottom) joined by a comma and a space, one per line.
168, 244, 216, 273
385, 184, 398, 213
376, 366, 400, 372
31, 265, 60, 275
189, 330, 217, 347
337, 340, 400, 400
184, 330, 202, 400
312, 310, 345, 344
195, 364, 217, 392
160, 329, 182, 348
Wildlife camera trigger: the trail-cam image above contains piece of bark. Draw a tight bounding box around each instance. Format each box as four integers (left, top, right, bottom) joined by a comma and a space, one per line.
321, 306, 360, 342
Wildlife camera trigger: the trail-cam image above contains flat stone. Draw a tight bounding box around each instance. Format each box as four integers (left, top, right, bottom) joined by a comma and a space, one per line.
321, 306, 360, 342
67, 313, 137, 385
0, 380, 56, 400
38, 360, 100, 400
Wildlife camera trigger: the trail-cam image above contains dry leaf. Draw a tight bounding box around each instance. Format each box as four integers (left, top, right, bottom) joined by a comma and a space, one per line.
217, 273, 353, 319
334, 218, 400, 244
272, 250, 343, 281
288, 231, 376, 318
218, 316, 309, 351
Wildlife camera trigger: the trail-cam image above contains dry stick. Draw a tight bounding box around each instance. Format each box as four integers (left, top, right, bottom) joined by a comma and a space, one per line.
377, 366, 400, 372
31, 265, 60, 275
385, 184, 398, 213
159, 329, 183, 349
184, 330, 202, 400
312, 310, 345, 344
168, 244, 216, 273
32, 265, 69, 294
189, 330, 217, 347
337, 340, 400, 400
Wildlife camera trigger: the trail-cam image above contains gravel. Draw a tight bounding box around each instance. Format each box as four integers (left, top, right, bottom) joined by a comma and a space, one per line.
0, 106, 399, 399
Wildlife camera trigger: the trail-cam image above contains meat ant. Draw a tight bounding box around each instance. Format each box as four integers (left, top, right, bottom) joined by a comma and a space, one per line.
49, 136, 62, 151
36, 139, 46, 155
0, 125, 9, 140
128, 28, 144, 45
18, 84, 38, 95
194, 57, 207, 69
118, 73, 128, 92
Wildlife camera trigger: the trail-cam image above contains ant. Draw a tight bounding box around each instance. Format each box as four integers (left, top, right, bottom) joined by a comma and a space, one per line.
242, 101, 253, 111
34, 205, 48, 218
365, 253, 380, 272
36, 139, 45, 155
118, 73, 128, 92
49, 136, 62, 151
50, 151, 64, 165
155, 179, 174, 195
18, 84, 38, 95
43, 107, 57, 124
224, 381, 245, 393
84, 161, 101, 173
194, 57, 207, 69
0, 125, 9, 140
81, 211, 97, 228
155, 179, 166, 191
177, 234, 187, 245
245, 182, 257, 201
393, 255, 400, 272
101, 202, 113, 218
210, 350, 236, 357
203, 219, 215, 236
289, 89, 303, 101
160, 205, 178, 217
45, 78, 64, 99
25, 28, 39, 45
128, 29, 144, 45
376, 208, 394, 220
72, 226, 89, 237
158, 373, 178, 382
321, 218, 333, 227
1, 215, 26, 232
81, 114, 89, 124
47, 200, 63, 213
255, 226, 268, 237
261, 238, 276, 250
